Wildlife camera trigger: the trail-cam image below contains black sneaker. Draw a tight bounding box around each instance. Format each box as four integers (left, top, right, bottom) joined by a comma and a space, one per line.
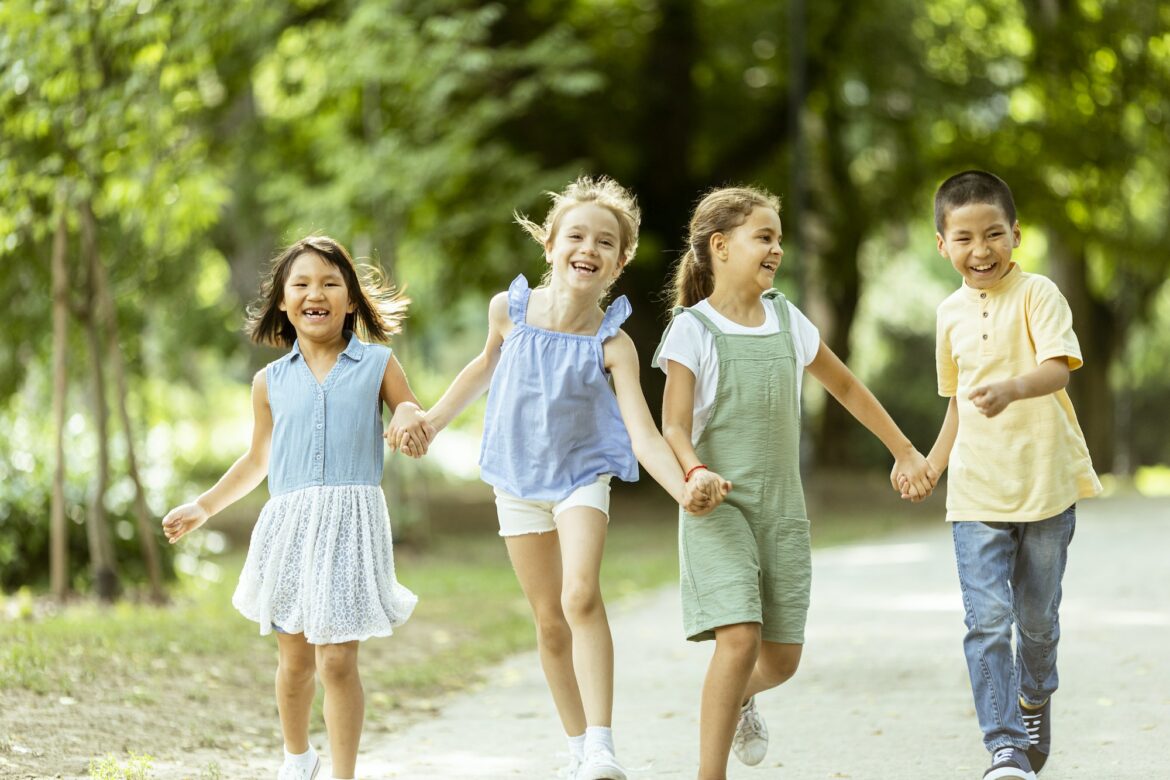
983, 746, 1036, 780
1020, 697, 1051, 773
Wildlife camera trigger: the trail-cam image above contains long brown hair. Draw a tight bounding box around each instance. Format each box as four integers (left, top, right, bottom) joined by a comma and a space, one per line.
667, 186, 781, 310
246, 235, 409, 347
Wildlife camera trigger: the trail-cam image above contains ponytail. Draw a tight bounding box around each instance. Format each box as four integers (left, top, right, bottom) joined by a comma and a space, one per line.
669, 246, 714, 310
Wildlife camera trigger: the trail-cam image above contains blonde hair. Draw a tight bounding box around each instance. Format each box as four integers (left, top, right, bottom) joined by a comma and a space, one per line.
515, 175, 642, 268
667, 186, 781, 310
246, 235, 409, 347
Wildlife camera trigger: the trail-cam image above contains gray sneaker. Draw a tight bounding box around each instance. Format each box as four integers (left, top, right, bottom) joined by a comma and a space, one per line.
1020, 697, 1051, 773
983, 746, 1036, 780
576, 746, 626, 780
731, 696, 768, 766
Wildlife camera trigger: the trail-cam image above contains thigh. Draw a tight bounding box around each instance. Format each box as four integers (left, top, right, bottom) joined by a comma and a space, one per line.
952, 521, 1017, 624
756, 516, 811, 644
554, 506, 608, 590
505, 531, 565, 614
1014, 506, 1076, 623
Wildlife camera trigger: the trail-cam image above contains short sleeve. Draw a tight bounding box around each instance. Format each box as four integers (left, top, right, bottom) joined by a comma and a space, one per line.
1027, 278, 1084, 371
785, 302, 821, 367
655, 313, 704, 378
936, 306, 958, 397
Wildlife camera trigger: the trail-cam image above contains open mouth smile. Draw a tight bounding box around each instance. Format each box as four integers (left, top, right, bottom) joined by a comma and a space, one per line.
302, 308, 331, 319
570, 261, 599, 275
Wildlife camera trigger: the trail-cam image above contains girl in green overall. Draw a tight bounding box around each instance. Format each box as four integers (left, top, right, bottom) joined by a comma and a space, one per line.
655, 186, 937, 779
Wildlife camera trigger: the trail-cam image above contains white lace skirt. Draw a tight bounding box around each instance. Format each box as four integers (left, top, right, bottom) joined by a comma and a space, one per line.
232, 484, 417, 644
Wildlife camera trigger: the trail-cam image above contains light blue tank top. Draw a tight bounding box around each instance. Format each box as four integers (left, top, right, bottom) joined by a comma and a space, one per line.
479, 275, 639, 501
266, 332, 392, 496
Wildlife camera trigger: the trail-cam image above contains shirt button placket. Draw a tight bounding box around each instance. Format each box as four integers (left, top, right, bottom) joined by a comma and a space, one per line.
315, 390, 325, 482
980, 292, 990, 352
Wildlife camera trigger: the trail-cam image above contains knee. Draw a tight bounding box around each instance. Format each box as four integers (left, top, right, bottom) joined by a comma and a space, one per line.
716, 624, 761, 666
278, 652, 316, 686
757, 648, 801, 688
533, 609, 572, 654
316, 644, 359, 685
560, 580, 602, 624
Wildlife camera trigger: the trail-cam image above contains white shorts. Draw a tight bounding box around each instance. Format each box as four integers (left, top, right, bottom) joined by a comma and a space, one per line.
493, 476, 613, 537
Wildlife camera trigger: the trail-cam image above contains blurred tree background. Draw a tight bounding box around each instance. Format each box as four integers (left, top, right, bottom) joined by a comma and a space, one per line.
3, 0, 1169, 598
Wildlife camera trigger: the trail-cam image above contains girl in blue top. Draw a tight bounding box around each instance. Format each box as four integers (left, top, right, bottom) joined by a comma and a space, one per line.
162, 236, 431, 780
393, 177, 729, 780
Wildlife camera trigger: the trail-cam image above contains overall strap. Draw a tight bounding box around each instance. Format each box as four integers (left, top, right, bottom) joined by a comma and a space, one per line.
597, 295, 632, 341
763, 288, 793, 331
681, 306, 724, 337
506, 274, 531, 325
651, 305, 722, 369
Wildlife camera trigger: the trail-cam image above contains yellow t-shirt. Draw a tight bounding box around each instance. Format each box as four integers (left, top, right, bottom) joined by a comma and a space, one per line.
936, 265, 1102, 522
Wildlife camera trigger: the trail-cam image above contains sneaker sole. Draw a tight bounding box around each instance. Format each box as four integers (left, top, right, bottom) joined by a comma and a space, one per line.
984, 769, 1036, 780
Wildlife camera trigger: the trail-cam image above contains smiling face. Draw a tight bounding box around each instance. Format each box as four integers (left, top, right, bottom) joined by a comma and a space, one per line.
545, 203, 625, 292
278, 250, 356, 343
712, 206, 784, 292
937, 202, 1020, 289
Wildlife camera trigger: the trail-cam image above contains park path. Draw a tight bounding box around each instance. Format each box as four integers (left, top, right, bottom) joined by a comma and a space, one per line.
341, 493, 1168, 779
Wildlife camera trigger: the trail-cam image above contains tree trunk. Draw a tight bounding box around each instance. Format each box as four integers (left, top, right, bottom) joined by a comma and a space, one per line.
50, 199, 71, 601
79, 206, 120, 602
1046, 229, 1115, 472
84, 201, 166, 602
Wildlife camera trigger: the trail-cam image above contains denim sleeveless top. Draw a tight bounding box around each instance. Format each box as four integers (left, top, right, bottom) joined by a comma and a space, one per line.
479, 275, 639, 501
266, 332, 392, 496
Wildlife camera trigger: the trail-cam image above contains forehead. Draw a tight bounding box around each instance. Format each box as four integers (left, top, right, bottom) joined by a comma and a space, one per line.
943, 202, 1012, 233
287, 250, 343, 277
557, 202, 621, 235
736, 206, 782, 233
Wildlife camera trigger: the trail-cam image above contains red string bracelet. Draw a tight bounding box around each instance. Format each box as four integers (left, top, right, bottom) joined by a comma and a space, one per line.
684, 464, 708, 482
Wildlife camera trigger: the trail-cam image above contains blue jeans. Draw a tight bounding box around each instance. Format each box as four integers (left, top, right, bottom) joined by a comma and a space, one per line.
952, 506, 1076, 752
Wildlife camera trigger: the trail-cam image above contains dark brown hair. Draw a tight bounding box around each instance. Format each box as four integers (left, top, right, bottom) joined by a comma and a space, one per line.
934, 170, 1017, 233
246, 235, 409, 347
667, 186, 781, 310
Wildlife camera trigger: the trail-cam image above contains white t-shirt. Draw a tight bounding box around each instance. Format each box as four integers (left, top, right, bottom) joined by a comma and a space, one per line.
656, 296, 821, 444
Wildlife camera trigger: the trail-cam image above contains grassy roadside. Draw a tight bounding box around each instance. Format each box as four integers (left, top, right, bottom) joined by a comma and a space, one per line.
0, 480, 939, 779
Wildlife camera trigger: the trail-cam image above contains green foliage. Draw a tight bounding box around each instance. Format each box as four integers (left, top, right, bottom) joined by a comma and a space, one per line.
88, 752, 154, 780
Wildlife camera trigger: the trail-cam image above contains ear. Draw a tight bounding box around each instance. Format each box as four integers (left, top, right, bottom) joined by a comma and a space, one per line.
935, 232, 948, 258
278, 298, 287, 312
1011, 221, 1021, 248
710, 232, 728, 260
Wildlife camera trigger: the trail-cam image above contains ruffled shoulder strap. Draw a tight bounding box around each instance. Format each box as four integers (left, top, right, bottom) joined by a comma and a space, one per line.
506, 274, 531, 325
597, 295, 632, 340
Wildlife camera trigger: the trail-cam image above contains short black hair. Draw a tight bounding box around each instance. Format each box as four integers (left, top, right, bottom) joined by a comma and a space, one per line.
934, 170, 1017, 234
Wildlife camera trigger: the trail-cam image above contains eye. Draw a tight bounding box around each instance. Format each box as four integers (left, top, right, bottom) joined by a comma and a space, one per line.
600, 239, 614, 247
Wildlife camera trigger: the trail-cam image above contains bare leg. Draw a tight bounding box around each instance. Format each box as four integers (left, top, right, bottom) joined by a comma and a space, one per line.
316, 641, 363, 779
276, 632, 317, 754
698, 623, 760, 780
554, 507, 613, 727
506, 531, 587, 737
741, 641, 802, 701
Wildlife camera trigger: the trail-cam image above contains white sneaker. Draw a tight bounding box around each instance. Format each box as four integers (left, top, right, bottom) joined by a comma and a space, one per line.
558, 752, 583, 779
577, 746, 627, 780
731, 696, 769, 766
277, 748, 321, 780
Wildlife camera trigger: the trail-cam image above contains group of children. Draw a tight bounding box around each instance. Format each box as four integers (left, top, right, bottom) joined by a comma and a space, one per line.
162, 170, 1101, 780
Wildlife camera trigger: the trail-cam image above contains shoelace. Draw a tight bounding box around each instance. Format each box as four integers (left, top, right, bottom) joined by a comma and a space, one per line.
736, 705, 766, 740
1021, 710, 1043, 744
992, 747, 1017, 765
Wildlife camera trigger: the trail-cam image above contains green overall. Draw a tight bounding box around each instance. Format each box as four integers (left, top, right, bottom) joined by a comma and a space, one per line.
655, 291, 811, 643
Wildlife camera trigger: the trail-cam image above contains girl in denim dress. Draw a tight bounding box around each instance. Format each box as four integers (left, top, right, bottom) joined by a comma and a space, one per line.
162, 236, 430, 780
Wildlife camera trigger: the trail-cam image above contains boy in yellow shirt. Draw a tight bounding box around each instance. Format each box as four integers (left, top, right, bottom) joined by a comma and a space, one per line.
925, 170, 1101, 780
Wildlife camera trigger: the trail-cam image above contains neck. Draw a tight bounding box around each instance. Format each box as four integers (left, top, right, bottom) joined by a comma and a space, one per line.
707, 281, 765, 325
297, 332, 348, 362
537, 280, 604, 333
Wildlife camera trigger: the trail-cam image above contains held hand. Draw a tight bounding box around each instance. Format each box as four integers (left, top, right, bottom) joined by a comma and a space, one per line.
161, 502, 209, 544
684, 469, 732, 516
968, 381, 1016, 418
892, 449, 937, 503
385, 403, 436, 458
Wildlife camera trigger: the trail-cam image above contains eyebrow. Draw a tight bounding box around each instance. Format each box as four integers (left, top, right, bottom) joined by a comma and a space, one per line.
288, 272, 344, 281
566, 224, 618, 238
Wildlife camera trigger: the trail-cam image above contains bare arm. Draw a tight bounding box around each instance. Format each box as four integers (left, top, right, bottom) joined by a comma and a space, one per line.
926, 396, 959, 475
661, 359, 732, 509
161, 370, 273, 542
608, 334, 729, 514
968, 357, 1070, 418
423, 291, 509, 432
381, 354, 434, 457
806, 340, 936, 499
